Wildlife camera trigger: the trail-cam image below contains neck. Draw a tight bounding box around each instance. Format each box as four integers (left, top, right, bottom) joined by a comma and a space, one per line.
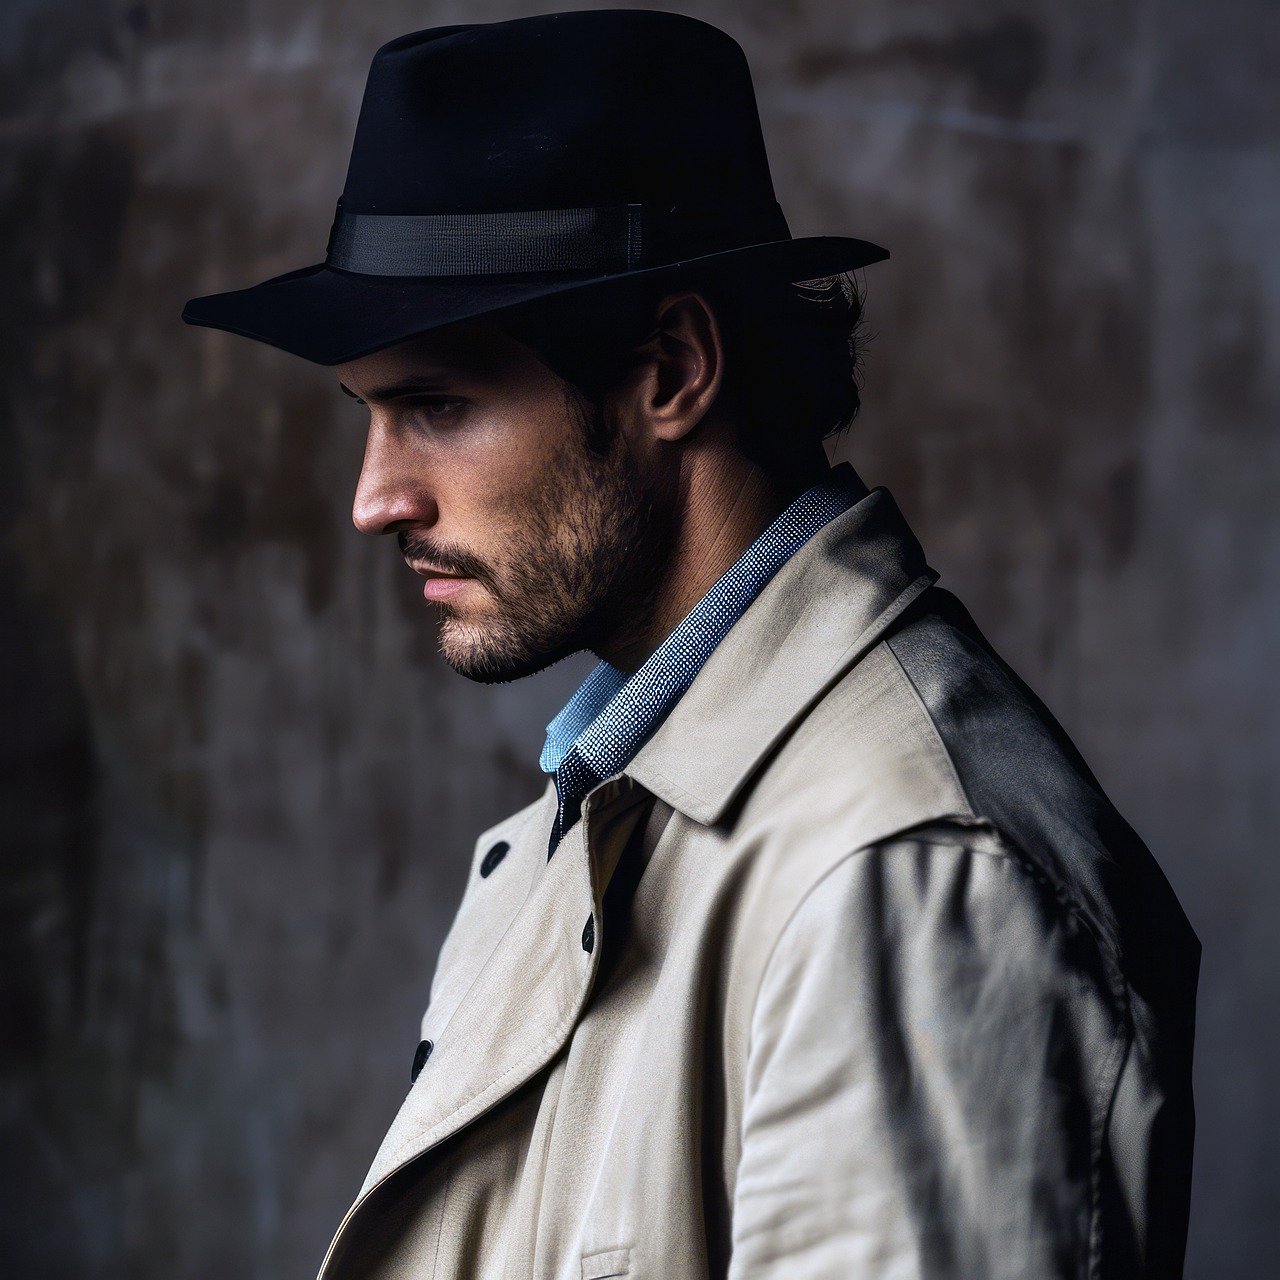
594, 441, 827, 674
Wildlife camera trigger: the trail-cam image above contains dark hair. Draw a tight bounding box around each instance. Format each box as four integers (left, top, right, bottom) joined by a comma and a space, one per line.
495, 265, 867, 479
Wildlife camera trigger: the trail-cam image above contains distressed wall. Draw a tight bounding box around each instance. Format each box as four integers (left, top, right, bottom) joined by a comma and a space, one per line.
2, 2, 1276, 1276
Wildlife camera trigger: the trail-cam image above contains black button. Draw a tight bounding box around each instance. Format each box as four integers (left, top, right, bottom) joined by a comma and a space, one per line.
480, 840, 510, 878
581, 914, 595, 953
410, 1038, 433, 1082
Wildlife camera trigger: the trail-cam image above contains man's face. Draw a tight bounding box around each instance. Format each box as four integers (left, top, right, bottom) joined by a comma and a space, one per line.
337, 318, 675, 683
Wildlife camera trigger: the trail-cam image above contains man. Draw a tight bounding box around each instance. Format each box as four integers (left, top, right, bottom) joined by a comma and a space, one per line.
182, 11, 1199, 1279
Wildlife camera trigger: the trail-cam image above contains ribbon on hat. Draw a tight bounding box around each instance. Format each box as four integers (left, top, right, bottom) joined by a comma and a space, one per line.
325, 202, 646, 277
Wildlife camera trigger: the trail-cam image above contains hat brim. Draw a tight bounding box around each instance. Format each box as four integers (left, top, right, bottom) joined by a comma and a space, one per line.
181, 235, 888, 366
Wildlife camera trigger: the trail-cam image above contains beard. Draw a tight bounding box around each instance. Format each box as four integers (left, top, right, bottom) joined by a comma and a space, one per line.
399, 389, 676, 684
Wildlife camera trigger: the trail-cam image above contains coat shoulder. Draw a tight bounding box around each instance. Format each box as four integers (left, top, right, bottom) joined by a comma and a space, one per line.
722, 585, 1200, 1275
735, 585, 1199, 977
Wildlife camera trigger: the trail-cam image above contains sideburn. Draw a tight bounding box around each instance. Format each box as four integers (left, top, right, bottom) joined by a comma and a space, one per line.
562, 393, 679, 664
563, 381, 620, 459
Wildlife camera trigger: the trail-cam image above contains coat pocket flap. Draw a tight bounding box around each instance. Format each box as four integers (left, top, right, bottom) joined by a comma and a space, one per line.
581, 1246, 630, 1279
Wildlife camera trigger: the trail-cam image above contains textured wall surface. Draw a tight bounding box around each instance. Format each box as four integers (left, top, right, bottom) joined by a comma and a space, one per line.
2, 2, 1276, 1276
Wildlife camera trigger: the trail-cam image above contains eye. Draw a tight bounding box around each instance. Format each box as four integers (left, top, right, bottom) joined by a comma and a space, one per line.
407, 396, 466, 420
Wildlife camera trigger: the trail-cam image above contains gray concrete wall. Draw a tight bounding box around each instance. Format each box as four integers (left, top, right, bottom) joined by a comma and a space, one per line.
2, 2, 1275, 1276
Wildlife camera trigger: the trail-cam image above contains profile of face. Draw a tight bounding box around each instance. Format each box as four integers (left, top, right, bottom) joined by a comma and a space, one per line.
337, 296, 715, 683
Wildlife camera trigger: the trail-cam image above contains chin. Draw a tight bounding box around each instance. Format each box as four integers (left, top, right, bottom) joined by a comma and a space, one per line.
438, 617, 579, 685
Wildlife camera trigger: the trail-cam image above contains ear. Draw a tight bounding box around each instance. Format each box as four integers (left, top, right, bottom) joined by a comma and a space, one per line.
630, 291, 725, 444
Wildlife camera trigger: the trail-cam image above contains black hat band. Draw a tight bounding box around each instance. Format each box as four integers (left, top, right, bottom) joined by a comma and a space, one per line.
325, 202, 645, 277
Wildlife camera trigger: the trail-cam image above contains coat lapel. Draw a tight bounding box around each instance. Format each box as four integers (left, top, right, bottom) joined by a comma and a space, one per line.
319, 776, 651, 1276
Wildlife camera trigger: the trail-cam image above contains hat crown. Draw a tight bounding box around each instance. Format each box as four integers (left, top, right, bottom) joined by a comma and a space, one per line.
339, 10, 790, 259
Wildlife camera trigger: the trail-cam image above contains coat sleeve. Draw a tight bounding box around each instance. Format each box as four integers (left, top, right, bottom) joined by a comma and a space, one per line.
727, 820, 1129, 1280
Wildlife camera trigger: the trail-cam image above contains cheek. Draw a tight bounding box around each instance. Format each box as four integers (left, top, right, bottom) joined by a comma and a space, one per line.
448, 406, 573, 547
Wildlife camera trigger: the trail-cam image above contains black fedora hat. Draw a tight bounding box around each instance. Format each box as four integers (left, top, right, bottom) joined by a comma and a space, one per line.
181, 8, 889, 366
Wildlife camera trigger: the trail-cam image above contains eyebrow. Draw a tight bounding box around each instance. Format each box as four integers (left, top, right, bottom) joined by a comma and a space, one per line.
338, 374, 458, 404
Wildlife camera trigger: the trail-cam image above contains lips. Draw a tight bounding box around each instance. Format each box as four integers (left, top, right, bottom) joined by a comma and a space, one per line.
422, 576, 470, 601
407, 560, 474, 601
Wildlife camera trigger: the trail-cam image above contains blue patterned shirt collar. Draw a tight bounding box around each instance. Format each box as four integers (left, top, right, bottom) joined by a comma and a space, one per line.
540, 463, 866, 856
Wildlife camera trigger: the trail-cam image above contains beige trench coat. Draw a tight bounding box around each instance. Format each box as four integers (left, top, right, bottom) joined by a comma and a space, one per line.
319, 467, 1199, 1280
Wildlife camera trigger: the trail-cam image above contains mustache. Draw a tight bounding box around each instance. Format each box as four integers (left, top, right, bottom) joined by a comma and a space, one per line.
398, 529, 493, 583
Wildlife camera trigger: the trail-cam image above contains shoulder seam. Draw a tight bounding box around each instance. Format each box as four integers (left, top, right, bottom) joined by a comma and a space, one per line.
746, 821, 1134, 1097
752, 821, 1125, 1029
882, 633, 1124, 966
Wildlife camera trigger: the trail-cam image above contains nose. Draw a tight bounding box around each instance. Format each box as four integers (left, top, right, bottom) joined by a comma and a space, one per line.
351, 425, 437, 536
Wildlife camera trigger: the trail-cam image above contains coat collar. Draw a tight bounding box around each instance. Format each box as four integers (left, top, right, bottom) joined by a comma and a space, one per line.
625, 464, 939, 824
